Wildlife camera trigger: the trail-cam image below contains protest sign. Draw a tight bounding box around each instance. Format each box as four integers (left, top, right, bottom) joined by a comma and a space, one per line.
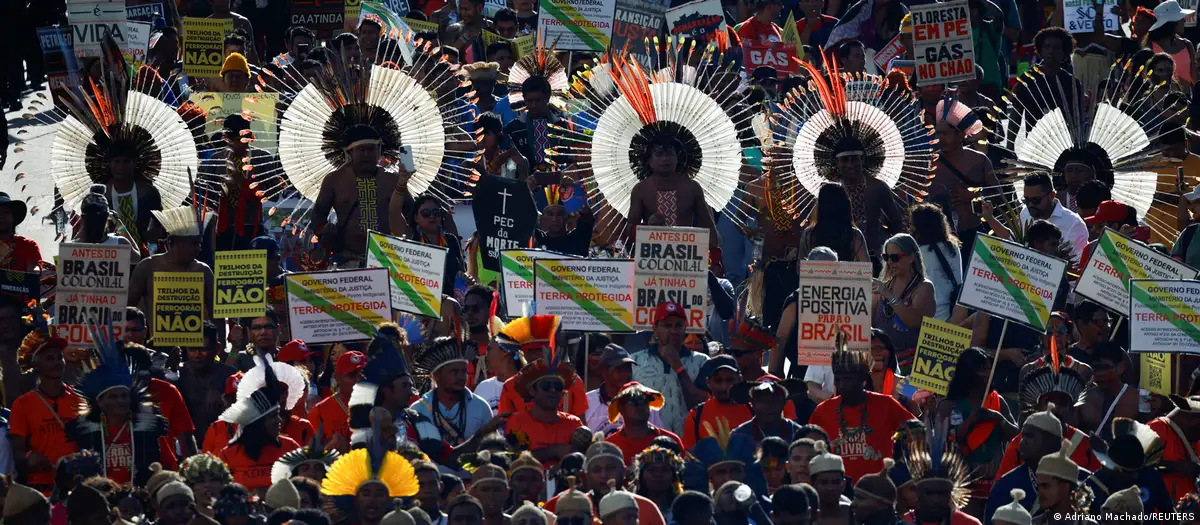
666, 0, 725, 40
1062, 0, 1117, 34
609, 0, 667, 64
513, 34, 536, 56
534, 259, 635, 332
124, 20, 151, 70
908, 317, 973, 396
68, 0, 128, 58
874, 33, 904, 71
539, 0, 617, 52
473, 176, 537, 272
183, 17, 232, 77
633, 227, 708, 332
781, 10, 803, 60
292, 0, 346, 38
57, 243, 131, 347
1129, 279, 1200, 354
381, 0, 409, 16
214, 250, 267, 318
959, 234, 1067, 331
1140, 353, 1173, 396
403, 17, 439, 33
1075, 229, 1198, 316
484, 0, 505, 16
365, 232, 447, 318
38, 27, 81, 93
286, 268, 393, 343
744, 43, 800, 75
153, 272, 205, 347
345, 0, 361, 30
0, 270, 40, 305
501, 250, 577, 318
910, 0, 974, 86
127, 3, 164, 26
188, 92, 281, 155
795, 261, 872, 366
1186, 0, 1199, 27
362, 1, 406, 28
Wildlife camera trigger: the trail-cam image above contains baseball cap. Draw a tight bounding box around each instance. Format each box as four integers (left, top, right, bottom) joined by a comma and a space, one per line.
1083, 200, 1132, 225
335, 350, 367, 375
752, 66, 777, 82
654, 302, 686, 323
598, 344, 635, 369
278, 339, 318, 362
250, 236, 281, 258
694, 354, 740, 392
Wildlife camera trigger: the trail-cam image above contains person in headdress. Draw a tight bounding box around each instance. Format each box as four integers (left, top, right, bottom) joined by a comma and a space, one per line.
321, 442, 421, 525
985, 407, 1066, 525
532, 179, 593, 258
205, 358, 314, 449
127, 205, 215, 317
347, 324, 423, 451
10, 325, 81, 495
542, 442, 667, 525
929, 96, 998, 256
307, 350, 368, 452
207, 113, 277, 251
627, 130, 720, 246
1032, 441, 1094, 525
1083, 418, 1173, 516
180, 453, 234, 513
410, 336, 496, 448
503, 46, 568, 168
66, 333, 174, 486
270, 429, 340, 485
996, 367, 1097, 478
497, 315, 588, 418
902, 434, 977, 525
462, 63, 514, 123
1146, 394, 1200, 505
852, 458, 903, 525
728, 317, 777, 383
692, 416, 759, 493
633, 445, 686, 521
604, 382, 681, 465
216, 359, 301, 493
809, 336, 914, 482
73, 184, 140, 260
501, 332, 588, 465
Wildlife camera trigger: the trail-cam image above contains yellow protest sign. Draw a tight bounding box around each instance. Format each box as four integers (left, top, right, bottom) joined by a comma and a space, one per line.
154, 272, 206, 347
188, 92, 281, 154
781, 10, 803, 60
214, 250, 267, 318
403, 17, 440, 34
346, 0, 362, 31
1140, 353, 1173, 396
908, 317, 973, 396
183, 17, 233, 77
513, 34, 535, 57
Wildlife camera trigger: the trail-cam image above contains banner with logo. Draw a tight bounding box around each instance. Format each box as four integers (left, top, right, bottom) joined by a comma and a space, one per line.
127, 3, 164, 26
538, 0, 617, 52
365, 231, 447, 318
501, 249, 577, 318
910, 0, 974, 86
534, 259, 635, 332
609, 0, 667, 65
795, 261, 872, 366
907, 317, 972, 396
183, 17, 233, 77
0, 270, 40, 305
58, 243, 132, 347
874, 33, 904, 71
743, 43, 800, 76
68, 0, 128, 58
123, 20, 152, 70
959, 234, 1067, 331
214, 250, 267, 318
38, 27, 81, 94
1140, 352, 1173, 396
1075, 229, 1198, 316
1062, 0, 1116, 34
292, 0, 346, 38
633, 226, 707, 333
473, 176, 537, 272
285, 268, 393, 343
153, 272, 205, 347
1129, 279, 1200, 354
188, 92, 281, 155
666, 0, 725, 40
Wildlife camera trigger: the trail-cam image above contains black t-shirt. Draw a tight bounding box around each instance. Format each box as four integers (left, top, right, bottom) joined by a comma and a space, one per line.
517, 13, 537, 33
534, 219, 593, 257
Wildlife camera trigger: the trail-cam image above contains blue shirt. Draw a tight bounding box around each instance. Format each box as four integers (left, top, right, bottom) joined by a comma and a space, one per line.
411, 389, 494, 446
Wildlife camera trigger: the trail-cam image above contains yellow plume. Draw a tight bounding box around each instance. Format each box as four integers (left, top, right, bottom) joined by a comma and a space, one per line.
320, 449, 420, 498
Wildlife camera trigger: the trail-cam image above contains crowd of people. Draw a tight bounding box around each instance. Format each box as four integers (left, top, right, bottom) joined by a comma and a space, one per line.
2, 1, 1200, 525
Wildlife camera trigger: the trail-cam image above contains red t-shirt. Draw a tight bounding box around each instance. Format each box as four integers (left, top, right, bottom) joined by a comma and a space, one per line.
735, 18, 783, 45
285, 414, 316, 444
219, 436, 301, 491
1148, 417, 1199, 503
605, 426, 683, 466
504, 410, 584, 466
151, 378, 195, 439
499, 375, 588, 418
1, 236, 43, 272
796, 15, 838, 35
809, 392, 914, 481
100, 423, 178, 485
995, 424, 1098, 479
682, 400, 753, 450
10, 388, 83, 490
306, 394, 351, 445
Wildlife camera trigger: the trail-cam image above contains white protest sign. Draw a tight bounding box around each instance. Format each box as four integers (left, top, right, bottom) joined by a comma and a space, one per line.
1129, 279, 1200, 354
1075, 229, 1198, 316
500, 249, 577, 318
533, 259, 635, 332
1062, 0, 1118, 34
68, 0, 129, 58
910, 0, 975, 86
285, 268, 393, 343
633, 226, 708, 333
665, 0, 726, 40
538, 0, 617, 52
959, 234, 1067, 331
57, 243, 132, 347
124, 20, 152, 69
795, 261, 872, 366
365, 231, 448, 318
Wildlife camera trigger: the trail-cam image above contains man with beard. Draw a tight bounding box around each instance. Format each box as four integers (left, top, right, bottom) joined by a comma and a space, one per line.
233, 310, 284, 371
830, 137, 905, 266
1014, 172, 1088, 263
543, 442, 666, 525
468, 464, 510, 525
684, 356, 749, 449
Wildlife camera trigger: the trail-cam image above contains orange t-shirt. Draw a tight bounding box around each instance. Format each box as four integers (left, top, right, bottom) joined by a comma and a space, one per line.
219, 436, 301, 491
995, 424, 1098, 479
306, 394, 351, 443
10, 388, 83, 490
504, 410, 584, 466
682, 400, 752, 449
605, 427, 683, 466
151, 378, 196, 439
285, 414, 316, 444
499, 375, 588, 418
809, 392, 914, 482
1148, 417, 1199, 503
545, 490, 665, 525
734, 18, 783, 45
202, 421, 233, 455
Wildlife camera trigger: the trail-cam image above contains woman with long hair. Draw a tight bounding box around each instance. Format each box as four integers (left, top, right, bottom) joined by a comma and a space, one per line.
409, 195, 464, 296
908, 204, 962, 322
217, 387, 300, 494
798, 184, 868, 262
871, 234, 935, 374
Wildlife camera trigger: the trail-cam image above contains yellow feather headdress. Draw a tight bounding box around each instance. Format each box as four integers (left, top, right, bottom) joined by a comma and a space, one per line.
320, 449, 420, 499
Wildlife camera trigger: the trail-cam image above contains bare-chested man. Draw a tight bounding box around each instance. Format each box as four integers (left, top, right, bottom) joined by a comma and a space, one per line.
930, 111, 997, 258
830, 136, 903, 258
128, 207, 215, 319
312, 125, 402, 266
627, 135, 720, 248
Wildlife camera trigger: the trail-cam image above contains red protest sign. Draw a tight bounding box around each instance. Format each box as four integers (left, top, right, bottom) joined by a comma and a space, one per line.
744, 43, 799, 76
873, 33, 904, 72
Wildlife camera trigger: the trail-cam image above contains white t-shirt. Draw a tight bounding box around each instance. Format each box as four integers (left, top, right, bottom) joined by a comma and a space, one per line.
804, 365, 835, 395
474, 377, 503, 412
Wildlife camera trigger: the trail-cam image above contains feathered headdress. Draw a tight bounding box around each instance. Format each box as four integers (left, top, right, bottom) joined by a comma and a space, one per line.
550, 38, 747, 237
740, 49, 936, 229
151, 203, 214, 238
730, 315, 778, 352
349, 324, 414, 445
506, 316, 574, 399
180, 453, 234, 485
17, 309, 66, 374
271, 424, 341, 483
607, 382, 665, 423
75, 322, 135, 403
999, 59, 1184, 241
237, 360, 307, 412
412, 336, 474, 377
903, 419, 972, 510
1019, 366, 1085, 417
496, 315, 561, 354
633, 445, 685, 494
506, 36, 569, 109
218, 355, 282, 444
830, 332, 873, 376
321, 409, 419, 510
1095, 417, 1165, 471
936, 94, 984, 136
692, 417, 758, 471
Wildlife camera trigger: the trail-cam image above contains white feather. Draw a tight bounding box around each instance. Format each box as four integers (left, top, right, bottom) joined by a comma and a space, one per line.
238, 361, 307, 411
350, 382, 379, 408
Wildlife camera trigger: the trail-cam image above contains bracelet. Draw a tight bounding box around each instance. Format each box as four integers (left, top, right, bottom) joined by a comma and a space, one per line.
674, 365, 687, 375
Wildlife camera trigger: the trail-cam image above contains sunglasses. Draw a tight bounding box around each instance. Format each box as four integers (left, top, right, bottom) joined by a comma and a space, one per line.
419, 208, 445, 218
538, 380, 565, 392
883, 253, 908, 263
